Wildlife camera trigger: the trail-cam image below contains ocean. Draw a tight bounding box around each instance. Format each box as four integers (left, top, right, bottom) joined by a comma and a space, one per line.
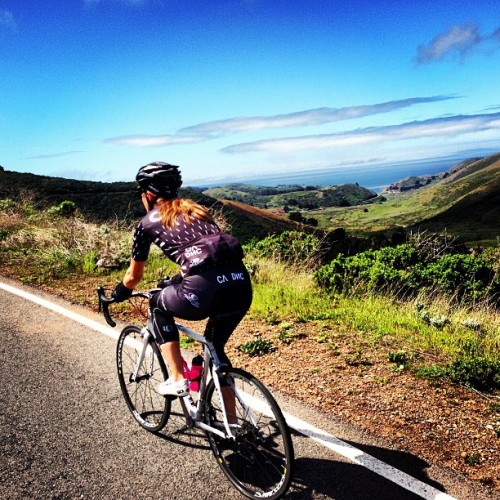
192, 153, 489, 193
231, 158, 455, 192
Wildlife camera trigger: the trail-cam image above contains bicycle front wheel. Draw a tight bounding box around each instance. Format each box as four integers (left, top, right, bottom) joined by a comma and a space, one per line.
116, 325, 170, 432
204, 368, 294, 499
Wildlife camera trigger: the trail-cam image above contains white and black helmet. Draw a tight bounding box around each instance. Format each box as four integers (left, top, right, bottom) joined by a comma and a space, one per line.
136, 162, 182, 199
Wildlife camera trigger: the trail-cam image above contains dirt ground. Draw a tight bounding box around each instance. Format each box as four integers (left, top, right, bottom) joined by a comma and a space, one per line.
227, 319, 499, 493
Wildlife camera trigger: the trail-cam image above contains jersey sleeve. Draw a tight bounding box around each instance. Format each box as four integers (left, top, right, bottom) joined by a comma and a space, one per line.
131, 222, 152, 261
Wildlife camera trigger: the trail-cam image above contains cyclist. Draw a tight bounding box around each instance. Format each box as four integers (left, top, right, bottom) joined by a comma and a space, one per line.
112, 162, 253, 397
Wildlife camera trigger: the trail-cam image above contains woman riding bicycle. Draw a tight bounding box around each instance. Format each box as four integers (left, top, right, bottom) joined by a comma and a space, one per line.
112, 161, 253, 397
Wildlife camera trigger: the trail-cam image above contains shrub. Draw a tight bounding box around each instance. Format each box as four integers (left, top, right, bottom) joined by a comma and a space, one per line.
82, 250, 98, 274
367, 245, 419, 290
315, 243, 499, 304
388, 350, 411, 367
314, 245, 419, 293
448, 358, 500, 392
250, 231, 321, 267
313, 253, 348, 292
420, 253, 498, 301
38, 248, 80, 280
414, 358, 500, 392
46, 200, 78, 218
413, 364, 448, 381
238, 338, 276, 357
0, 198, 17, 212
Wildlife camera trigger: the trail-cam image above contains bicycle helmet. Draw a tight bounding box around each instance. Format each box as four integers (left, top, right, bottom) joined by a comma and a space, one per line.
136, 161, 182, 199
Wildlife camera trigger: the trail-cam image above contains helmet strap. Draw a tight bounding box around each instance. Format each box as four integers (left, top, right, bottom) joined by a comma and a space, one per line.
142, 191, 158, 212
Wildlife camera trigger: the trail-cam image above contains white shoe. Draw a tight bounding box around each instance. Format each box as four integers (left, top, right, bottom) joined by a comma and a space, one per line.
157, 379, 189, 397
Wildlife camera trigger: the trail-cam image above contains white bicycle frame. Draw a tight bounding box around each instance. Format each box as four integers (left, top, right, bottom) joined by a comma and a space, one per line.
129, 320, 255, 440
176, 323, 251, 440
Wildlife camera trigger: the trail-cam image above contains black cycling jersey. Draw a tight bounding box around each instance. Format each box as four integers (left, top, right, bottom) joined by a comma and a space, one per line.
131, 207, 242, 274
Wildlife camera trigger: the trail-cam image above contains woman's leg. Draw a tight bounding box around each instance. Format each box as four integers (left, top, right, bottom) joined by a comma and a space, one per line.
150, 294, 189, 394
205, 314, 246, 423
150, 307, 184, 380
159, 341, 184, 382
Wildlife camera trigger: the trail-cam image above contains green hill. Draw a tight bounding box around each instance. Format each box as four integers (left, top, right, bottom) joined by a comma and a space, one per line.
0, 170, 298, 243
203, 182, 377, 210
409, 154, 500, 240
0, 170, 144, 220
308, 153, 500, 243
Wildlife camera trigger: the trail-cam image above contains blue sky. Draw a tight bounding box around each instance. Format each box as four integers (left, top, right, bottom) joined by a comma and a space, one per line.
0, 0, 499, 186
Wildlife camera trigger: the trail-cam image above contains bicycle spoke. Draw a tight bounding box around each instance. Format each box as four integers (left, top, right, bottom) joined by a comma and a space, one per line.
116, 326, 170, 432
204, 368, 294, 499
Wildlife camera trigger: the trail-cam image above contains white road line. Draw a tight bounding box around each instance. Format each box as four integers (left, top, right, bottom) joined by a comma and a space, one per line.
0, 281, 455, 500
284, 414, 454, 500
0, 281, 119, 341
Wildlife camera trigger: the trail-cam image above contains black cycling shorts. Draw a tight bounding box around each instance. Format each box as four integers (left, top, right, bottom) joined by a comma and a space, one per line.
149, 262, 252, 365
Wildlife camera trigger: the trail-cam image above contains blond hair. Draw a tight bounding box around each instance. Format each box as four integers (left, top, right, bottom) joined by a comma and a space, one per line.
158, 198, 214, 229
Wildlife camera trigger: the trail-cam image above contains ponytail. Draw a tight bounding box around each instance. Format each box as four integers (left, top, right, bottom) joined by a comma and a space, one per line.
158, 198, 214, 229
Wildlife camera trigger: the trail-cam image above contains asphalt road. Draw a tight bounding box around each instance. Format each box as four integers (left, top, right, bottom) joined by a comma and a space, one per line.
0, 280, 494, 499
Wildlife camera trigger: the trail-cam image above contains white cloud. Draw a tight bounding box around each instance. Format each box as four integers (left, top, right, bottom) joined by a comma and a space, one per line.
0, 9, 17, 31
24, 151, 86, 160
221, 112, 500, 155
104, 134, 208, 147
416, 24, 500, 63
102, 96, 457, 149
180, 96, 455, 136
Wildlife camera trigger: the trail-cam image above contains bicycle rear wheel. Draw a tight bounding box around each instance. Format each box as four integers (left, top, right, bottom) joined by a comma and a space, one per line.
116, 325, 170, 432
204, 368, 294, 499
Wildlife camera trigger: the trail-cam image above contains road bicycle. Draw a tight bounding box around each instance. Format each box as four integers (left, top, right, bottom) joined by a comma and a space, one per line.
97, 286, 294, 499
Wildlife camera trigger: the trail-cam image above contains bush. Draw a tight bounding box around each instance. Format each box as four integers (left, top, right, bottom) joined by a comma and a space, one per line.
419, 253, 498, 301
315, 243, 499, 304
238, 338, 276, 357
448, 358, 500, 392
0, 198, 17, 212
413, 358, 500, 392
314, 254, 349, 292
46, 200, 78, 218
314, 245, 419, 293
249, 231, 321, 267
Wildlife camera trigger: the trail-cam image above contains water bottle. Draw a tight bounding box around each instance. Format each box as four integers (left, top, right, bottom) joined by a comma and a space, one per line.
182, 357, 190, 380
188, 355, 204, 392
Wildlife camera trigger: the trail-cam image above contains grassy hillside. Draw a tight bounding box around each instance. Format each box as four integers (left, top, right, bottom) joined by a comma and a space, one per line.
202, 183, 305, 202
308, 153, 500, 243
410, 155, 500, 240
0, 170, 144, 220
203, 182, 377, 210
0, 169, 298, 244
218, 199, 302, 242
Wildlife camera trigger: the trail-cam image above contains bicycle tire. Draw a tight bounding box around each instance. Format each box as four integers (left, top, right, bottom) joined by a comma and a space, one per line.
204, 367, 294, 499
116, 325, 171, 432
